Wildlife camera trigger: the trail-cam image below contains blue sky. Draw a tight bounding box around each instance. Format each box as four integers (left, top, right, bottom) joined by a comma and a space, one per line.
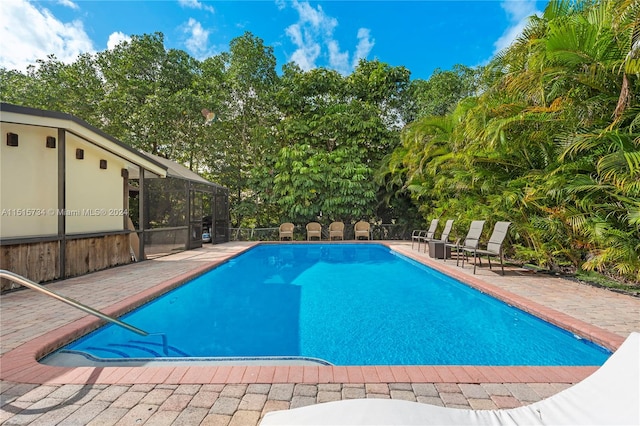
0, 0, 546, 81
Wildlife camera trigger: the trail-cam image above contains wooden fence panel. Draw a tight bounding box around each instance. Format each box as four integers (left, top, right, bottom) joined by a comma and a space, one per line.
1, 234, 131, 292
0, 241, 60, 291
65, 234, 130, 278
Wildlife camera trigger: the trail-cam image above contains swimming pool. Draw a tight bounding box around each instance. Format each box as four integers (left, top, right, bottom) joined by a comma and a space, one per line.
46, 244, 610, 366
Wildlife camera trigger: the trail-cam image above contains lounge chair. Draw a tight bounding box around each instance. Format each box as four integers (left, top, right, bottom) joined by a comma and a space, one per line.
423, 219, 454, 258
412, 219, 438, 251
411, 230, 426, 250
445, 220, 485, 266
305, 222, 322, 241
462, 221, 511, 275
328, 221, 344, 240
354, 221, 370, 240
279, 222, 294, 241
420, 219, 439, 251
427, 219, 454, 245
260, 332, 640, 425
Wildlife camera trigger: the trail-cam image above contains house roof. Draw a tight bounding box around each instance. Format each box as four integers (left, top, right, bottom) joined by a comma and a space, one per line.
1, 103, 224, 190
143, 152, 221, 187
1, 102, 167, 177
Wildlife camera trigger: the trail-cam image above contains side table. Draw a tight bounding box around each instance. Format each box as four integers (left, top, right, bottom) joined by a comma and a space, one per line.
428, 241, 451, 259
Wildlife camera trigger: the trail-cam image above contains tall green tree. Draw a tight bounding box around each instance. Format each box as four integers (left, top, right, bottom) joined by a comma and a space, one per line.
96, 33, 203, 160
273, 61, 410, 224
201, 32, 280, 227
0, 54, 104, 124
408, 65, 481, 119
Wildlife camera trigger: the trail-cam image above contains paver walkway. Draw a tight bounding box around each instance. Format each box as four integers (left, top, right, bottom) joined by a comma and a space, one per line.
2, 241, 639, 425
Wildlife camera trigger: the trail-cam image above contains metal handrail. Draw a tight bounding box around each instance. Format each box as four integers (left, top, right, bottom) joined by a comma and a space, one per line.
0, 269, 149, 337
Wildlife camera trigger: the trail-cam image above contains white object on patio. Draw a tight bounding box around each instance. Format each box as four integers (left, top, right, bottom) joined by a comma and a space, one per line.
260, 332, 640, 425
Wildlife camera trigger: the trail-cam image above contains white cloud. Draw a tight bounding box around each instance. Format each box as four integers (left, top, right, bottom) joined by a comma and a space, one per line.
0, 0, 94, 72
57, 0, 79, 10
328, 40, 349, 74
183, 18, 211, 59
493, 0, 541, 54
292, 0, 335, 32
353, 28, 374, 69
178, 0, 214, 14
106, 32, 131, 50
283, 0, 374, 74
285, 23, 320, 71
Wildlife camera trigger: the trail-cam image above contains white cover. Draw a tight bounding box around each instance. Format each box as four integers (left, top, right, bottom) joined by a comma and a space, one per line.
261, 332, 640, 425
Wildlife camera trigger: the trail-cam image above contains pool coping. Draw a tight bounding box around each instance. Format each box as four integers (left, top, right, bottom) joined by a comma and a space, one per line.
0, 241, 625, 385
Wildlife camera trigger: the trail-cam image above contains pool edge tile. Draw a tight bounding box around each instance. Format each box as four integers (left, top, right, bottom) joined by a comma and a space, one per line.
271, 366, 290, 383
360, 366, 381, 383
403, 366, 427, 382
226, 366, 247, 383
0, 241, 624, 387
317, 366, 334, 383
241, 366, 261, 383
374, 366, 396, 382
302, 366, 319, 384
287, 366, 304, 382
389, 366, 411, 382
330, 366, 349, 383
163, 366, 190, 384
256, 366, 276, 383
346, 367, 365, 383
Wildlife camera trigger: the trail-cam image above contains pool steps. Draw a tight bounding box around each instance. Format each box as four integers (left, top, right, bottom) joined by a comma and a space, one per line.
41, 345, 333, 367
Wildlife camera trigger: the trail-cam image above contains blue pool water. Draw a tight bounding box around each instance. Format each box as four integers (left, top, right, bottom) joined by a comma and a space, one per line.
57, 244, 610, 366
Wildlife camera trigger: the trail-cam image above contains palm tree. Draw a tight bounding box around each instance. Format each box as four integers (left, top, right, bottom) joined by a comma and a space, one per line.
384, 0, 640, 280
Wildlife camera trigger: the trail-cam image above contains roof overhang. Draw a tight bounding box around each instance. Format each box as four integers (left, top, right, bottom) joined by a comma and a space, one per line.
1, 103, 167, 178
142, 151, 223, 188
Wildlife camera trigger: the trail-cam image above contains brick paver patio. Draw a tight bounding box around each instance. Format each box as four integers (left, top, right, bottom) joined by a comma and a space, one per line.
2, 241, 639, 425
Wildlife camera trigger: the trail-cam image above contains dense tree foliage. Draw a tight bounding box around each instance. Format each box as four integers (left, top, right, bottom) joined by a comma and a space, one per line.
381, 0, 639, 282
1, 0, 637, 281
271, 62, 409, 224
407, 65, 481, 119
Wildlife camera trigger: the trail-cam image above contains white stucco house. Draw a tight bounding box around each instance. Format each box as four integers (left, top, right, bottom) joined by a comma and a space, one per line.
0, 103, 228, 291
